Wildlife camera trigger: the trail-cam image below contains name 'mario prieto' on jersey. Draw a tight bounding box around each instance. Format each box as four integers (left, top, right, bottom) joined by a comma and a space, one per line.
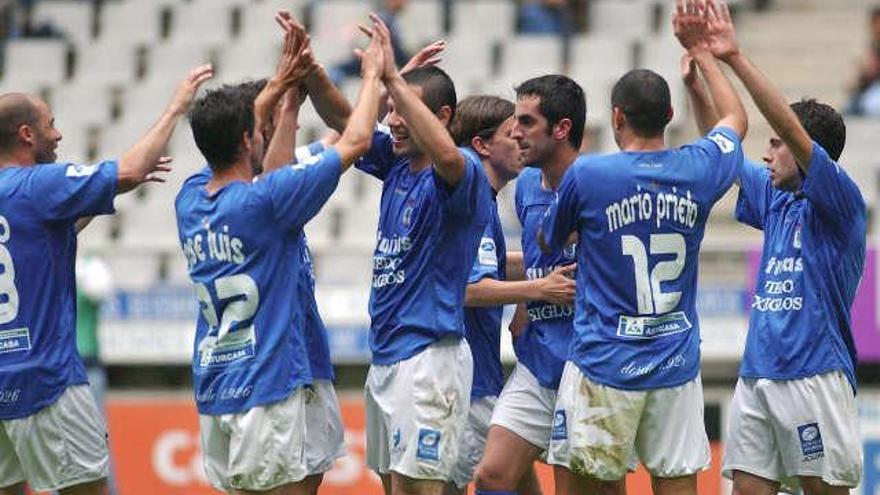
542, 127, 743, 390
736, 142, 866, 391
356, 127, 492, 365
514, 167, 577, 390
174, 149, 342, 415
0, 162, 118, 419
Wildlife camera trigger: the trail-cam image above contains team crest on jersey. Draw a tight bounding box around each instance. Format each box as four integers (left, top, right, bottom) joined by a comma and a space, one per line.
478, 237, 498, 267
797, 422, 824, 461
416, 428, 441, 461
707, 132, 735, 154
793, 223, 802, 249
563, 244, 576, 259
401, 199, 416, 228
552, 410, 567, 440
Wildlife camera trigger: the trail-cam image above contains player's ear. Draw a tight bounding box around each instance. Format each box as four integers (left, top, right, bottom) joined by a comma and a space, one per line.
435, 105, 453, 128
470, 136, 491, 158
553, 118, 573, 143
17, 123, 33, 147
612, 107, 626, 132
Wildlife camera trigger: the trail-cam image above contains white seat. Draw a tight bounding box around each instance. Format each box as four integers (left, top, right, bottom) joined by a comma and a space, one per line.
397, 0, 444, 51
50, 81, 113, 129
144, 40, 213, 82
440, 33, 495, 93
72, 39, 140, 88
2, 39, 68, 91
636, 35, 687, 128
216, 35, 281, 83
166, 0, 241, 46
450, 0, 516, 42
99, 0, 170, 46
589, 0, 654, 39
310, 1, 370, 67
498, 35, 563, 82
32, 0, 95, 46
239, 0, 306, 41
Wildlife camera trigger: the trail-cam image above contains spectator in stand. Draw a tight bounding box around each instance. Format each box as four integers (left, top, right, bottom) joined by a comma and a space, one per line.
519, 0, 572, 35
329, 0, 411, 83
846, 6, 880, 116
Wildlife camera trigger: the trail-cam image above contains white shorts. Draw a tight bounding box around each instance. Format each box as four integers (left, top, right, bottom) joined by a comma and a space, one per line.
199, 388, 308, 492
304, 380, 345, 475
450, 395, 497, 488
0, 385, 109, 492
548, 361, 709, 480
490, 363, 557, 452
722, 371, 862, 492
365, 337, 473, 481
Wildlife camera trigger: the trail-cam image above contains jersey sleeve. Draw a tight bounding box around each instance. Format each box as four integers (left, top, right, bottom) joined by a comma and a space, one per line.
541, 164, 581, 251
355, 126, 397, 180
26, 161, 118, 221
435, 148, 485, 218
735, 159, 773, 230
257, 147, 343, 232
689, 126, 743, 202
800, 141, 867, 229
294, 140, 326, 163
469, 225, 501, 284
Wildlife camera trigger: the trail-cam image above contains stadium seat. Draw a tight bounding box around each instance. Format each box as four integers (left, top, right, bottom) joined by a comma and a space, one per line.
98, 0, 170, 47
144, 40, 213, 83
840, 118, 880, 207
32, 0, 95, 46
396, 0, 445, 52
498, 35, 564, 81
450, 0, 516, 42
239, 0, 306, 43
636, 35, 687, 128
440, 32, 495, 94
589, 0, 654, 39
72, 39, 141, 88
216, 34, 280, 84
166, 0, 242, 47
2, 39, 69, 90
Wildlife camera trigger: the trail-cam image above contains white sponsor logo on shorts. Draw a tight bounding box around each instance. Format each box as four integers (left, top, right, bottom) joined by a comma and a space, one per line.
417, 428, 441, 462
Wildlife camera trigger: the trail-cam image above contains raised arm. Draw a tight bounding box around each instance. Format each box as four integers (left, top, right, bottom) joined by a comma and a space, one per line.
673, 0, 747, 139
117, 65, 213, 193
373, 14, 465, 185
682, 53, 720, 135
262, 87, 307, 174
705, 0, 813, 169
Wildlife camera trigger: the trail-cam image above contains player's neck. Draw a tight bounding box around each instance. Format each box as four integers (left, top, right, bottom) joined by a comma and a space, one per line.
206, 161, 252, 195
0, 149, 35, 168
481, 160, 509, 194
619, 133, 665, 152
408, 152, 432, 173
540, 146, 578, 190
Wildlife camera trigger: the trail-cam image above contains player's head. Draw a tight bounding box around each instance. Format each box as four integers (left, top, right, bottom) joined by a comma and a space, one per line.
451, 95, 521, 184
0, 93, 62, 165
387, 66, 457, 157
871, 6, 880, 44
512, 75, 586, 167
763, 99, 846, 191
189, 85, 264, 175
610, 69, 672, 145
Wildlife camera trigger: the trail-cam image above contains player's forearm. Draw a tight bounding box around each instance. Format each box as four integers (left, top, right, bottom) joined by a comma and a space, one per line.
305, 67, 351, 133
692, 49, 747, 138
464, 278, 543, 307
336, 75, 382, 169
685, 75, 720, 135
724, 52, 813, 170
254, 78, 287, 142
117, 110, 179, 193
262, 106, 299, 174
385, 74, 464, 185
506, 251, 525, 281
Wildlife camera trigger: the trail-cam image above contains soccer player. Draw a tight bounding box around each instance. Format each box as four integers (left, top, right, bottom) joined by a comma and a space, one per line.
174, 16, 385, 494
691, 2, 865, 493
0, 64, 212, 494
445, 95, 576, 495
471, 75, 585, 495
539, 1, 749, 493
353, 15, 493, 495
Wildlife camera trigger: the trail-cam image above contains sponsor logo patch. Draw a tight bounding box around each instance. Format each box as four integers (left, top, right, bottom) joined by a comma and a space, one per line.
0, 328, 30, 354
552, 410, 567, 440
65, 164, 98, 177
416, 428, 441, 461
797, 422, 824, 460
708, 132, 735, 154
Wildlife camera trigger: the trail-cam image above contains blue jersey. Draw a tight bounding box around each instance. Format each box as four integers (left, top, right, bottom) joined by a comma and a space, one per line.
298, 226, 334, 381
175, 149, 342, 415
0, 161, 117, 420
356, 130, 492, 364
464, 191, 506, 399
736, 144, 865, 391
514, 167, 576, 389
542, 128, 742, 390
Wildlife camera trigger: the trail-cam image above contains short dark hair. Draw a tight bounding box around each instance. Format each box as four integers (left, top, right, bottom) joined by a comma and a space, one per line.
235, 78, 268, 105
871, 6, 880, 20
0, 93, 39, 153
790, 98, 846, 161
402, 66, 457, 123
450, 95, 515, 147
515, 75, 586, 149
189, 85, 254, 170
611, 69, 672, 138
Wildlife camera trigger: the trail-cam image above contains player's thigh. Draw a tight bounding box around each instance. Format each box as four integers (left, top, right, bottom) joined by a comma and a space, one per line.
636, 376, 710, 479
763, 372, 861, 489
550, 362, 642, 482
0, 482, 25, 495
490, 363, 557, 452
567, 471, 626, 495
392, 471, 444, 495
4, 385, 109, 493
449, 396, 495, 490
722, 379, 785, 485
0, 422, 24, 492
650, 474, 697, 495
477, 424, 543, 482
730, 469, 780, 495
798, 476, 851, 495
303, 381, 345, 476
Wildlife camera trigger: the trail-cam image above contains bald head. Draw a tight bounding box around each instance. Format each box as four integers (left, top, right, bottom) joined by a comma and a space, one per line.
0, 93, 60, 164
